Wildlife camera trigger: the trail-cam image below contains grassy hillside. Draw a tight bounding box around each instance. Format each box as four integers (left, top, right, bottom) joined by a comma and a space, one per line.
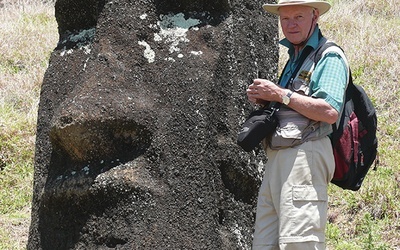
320, 0, 400, 249
0, 0, 399, 249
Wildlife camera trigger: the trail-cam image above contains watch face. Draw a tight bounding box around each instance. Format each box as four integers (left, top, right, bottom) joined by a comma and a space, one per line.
283, 90, 293, 105
283, 96, 290, 105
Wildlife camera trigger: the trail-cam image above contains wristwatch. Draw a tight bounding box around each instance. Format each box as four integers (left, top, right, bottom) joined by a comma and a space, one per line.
282, 90, 293, 105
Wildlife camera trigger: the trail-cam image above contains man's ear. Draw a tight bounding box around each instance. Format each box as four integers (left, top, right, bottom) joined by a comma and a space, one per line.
313, 8, 320, 22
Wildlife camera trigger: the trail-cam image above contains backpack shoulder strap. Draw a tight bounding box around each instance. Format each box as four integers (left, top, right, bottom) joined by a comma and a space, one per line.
314, 41, 350, 86
313, 41, 352, 142
314, 41, 341, 63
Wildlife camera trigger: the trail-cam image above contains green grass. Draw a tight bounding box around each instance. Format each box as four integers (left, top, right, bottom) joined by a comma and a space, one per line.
0, 0, 399, 249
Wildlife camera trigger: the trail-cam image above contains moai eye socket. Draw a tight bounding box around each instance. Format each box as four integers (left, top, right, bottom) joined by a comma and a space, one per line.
154, 0, 230, 29
154, 0, 231, 16
55, 0, 106, 34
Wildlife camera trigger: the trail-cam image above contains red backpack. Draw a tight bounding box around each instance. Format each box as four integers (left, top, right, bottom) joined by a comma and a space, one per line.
315, 42, 378, 191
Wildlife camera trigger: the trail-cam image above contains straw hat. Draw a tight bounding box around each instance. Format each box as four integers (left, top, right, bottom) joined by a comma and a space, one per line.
263, 0, 331, 15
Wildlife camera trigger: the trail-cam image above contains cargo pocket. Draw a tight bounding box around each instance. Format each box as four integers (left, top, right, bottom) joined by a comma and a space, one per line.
288, 185, 328, 242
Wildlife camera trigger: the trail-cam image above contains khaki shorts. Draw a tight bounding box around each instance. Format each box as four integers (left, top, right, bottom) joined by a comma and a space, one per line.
252, 137, 335, 250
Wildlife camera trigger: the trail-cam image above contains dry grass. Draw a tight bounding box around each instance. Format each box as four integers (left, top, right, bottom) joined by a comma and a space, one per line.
318, 0, 400, 249
0, 0, 57, 136
0, 207, 31, 250
0, 0, 58, 248
0, 0, 399, 249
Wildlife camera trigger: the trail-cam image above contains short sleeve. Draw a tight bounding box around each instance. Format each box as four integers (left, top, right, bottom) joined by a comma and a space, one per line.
310, 52, 348, 112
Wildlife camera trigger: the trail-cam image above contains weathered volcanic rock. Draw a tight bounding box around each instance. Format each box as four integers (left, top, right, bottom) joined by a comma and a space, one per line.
28, 0, 278, 249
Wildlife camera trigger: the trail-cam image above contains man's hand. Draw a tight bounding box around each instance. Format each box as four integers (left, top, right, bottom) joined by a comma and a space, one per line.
247, 79, 284, 105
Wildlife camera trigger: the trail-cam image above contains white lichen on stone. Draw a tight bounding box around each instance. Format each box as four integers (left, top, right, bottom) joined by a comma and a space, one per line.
165, 57, 176, 62
232, 223, 248, 249
83, 57, 90, 71
154, 13, 202, 57
60, 48, 73, 57
138, 40, 156, 63
158, 13, 200, 54
190, 51, 203, 56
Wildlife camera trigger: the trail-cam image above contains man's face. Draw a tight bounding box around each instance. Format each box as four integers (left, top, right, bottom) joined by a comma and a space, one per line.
279, 5, 318, 45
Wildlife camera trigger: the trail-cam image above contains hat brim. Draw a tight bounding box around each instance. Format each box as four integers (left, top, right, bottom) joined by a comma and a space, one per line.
263, 2, 331, 16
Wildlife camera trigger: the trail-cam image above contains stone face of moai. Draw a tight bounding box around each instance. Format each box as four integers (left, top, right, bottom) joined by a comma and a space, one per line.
28, 0, 278, 249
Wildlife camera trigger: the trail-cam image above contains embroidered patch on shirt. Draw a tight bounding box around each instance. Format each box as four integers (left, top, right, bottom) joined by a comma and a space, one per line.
292, 70, 312, 94
298, 70, 312, 82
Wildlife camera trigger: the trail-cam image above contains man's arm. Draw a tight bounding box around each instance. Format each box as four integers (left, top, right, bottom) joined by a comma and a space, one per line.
247, 80, 338, 124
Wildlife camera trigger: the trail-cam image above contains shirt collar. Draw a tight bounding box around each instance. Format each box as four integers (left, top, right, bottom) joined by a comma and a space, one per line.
279, 25, 321, 56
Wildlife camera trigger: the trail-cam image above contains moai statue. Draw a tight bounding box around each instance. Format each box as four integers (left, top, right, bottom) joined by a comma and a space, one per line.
28, 0, 278, 249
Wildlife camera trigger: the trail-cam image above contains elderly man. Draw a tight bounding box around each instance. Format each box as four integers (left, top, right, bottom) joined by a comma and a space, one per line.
247, 0, 348, 249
